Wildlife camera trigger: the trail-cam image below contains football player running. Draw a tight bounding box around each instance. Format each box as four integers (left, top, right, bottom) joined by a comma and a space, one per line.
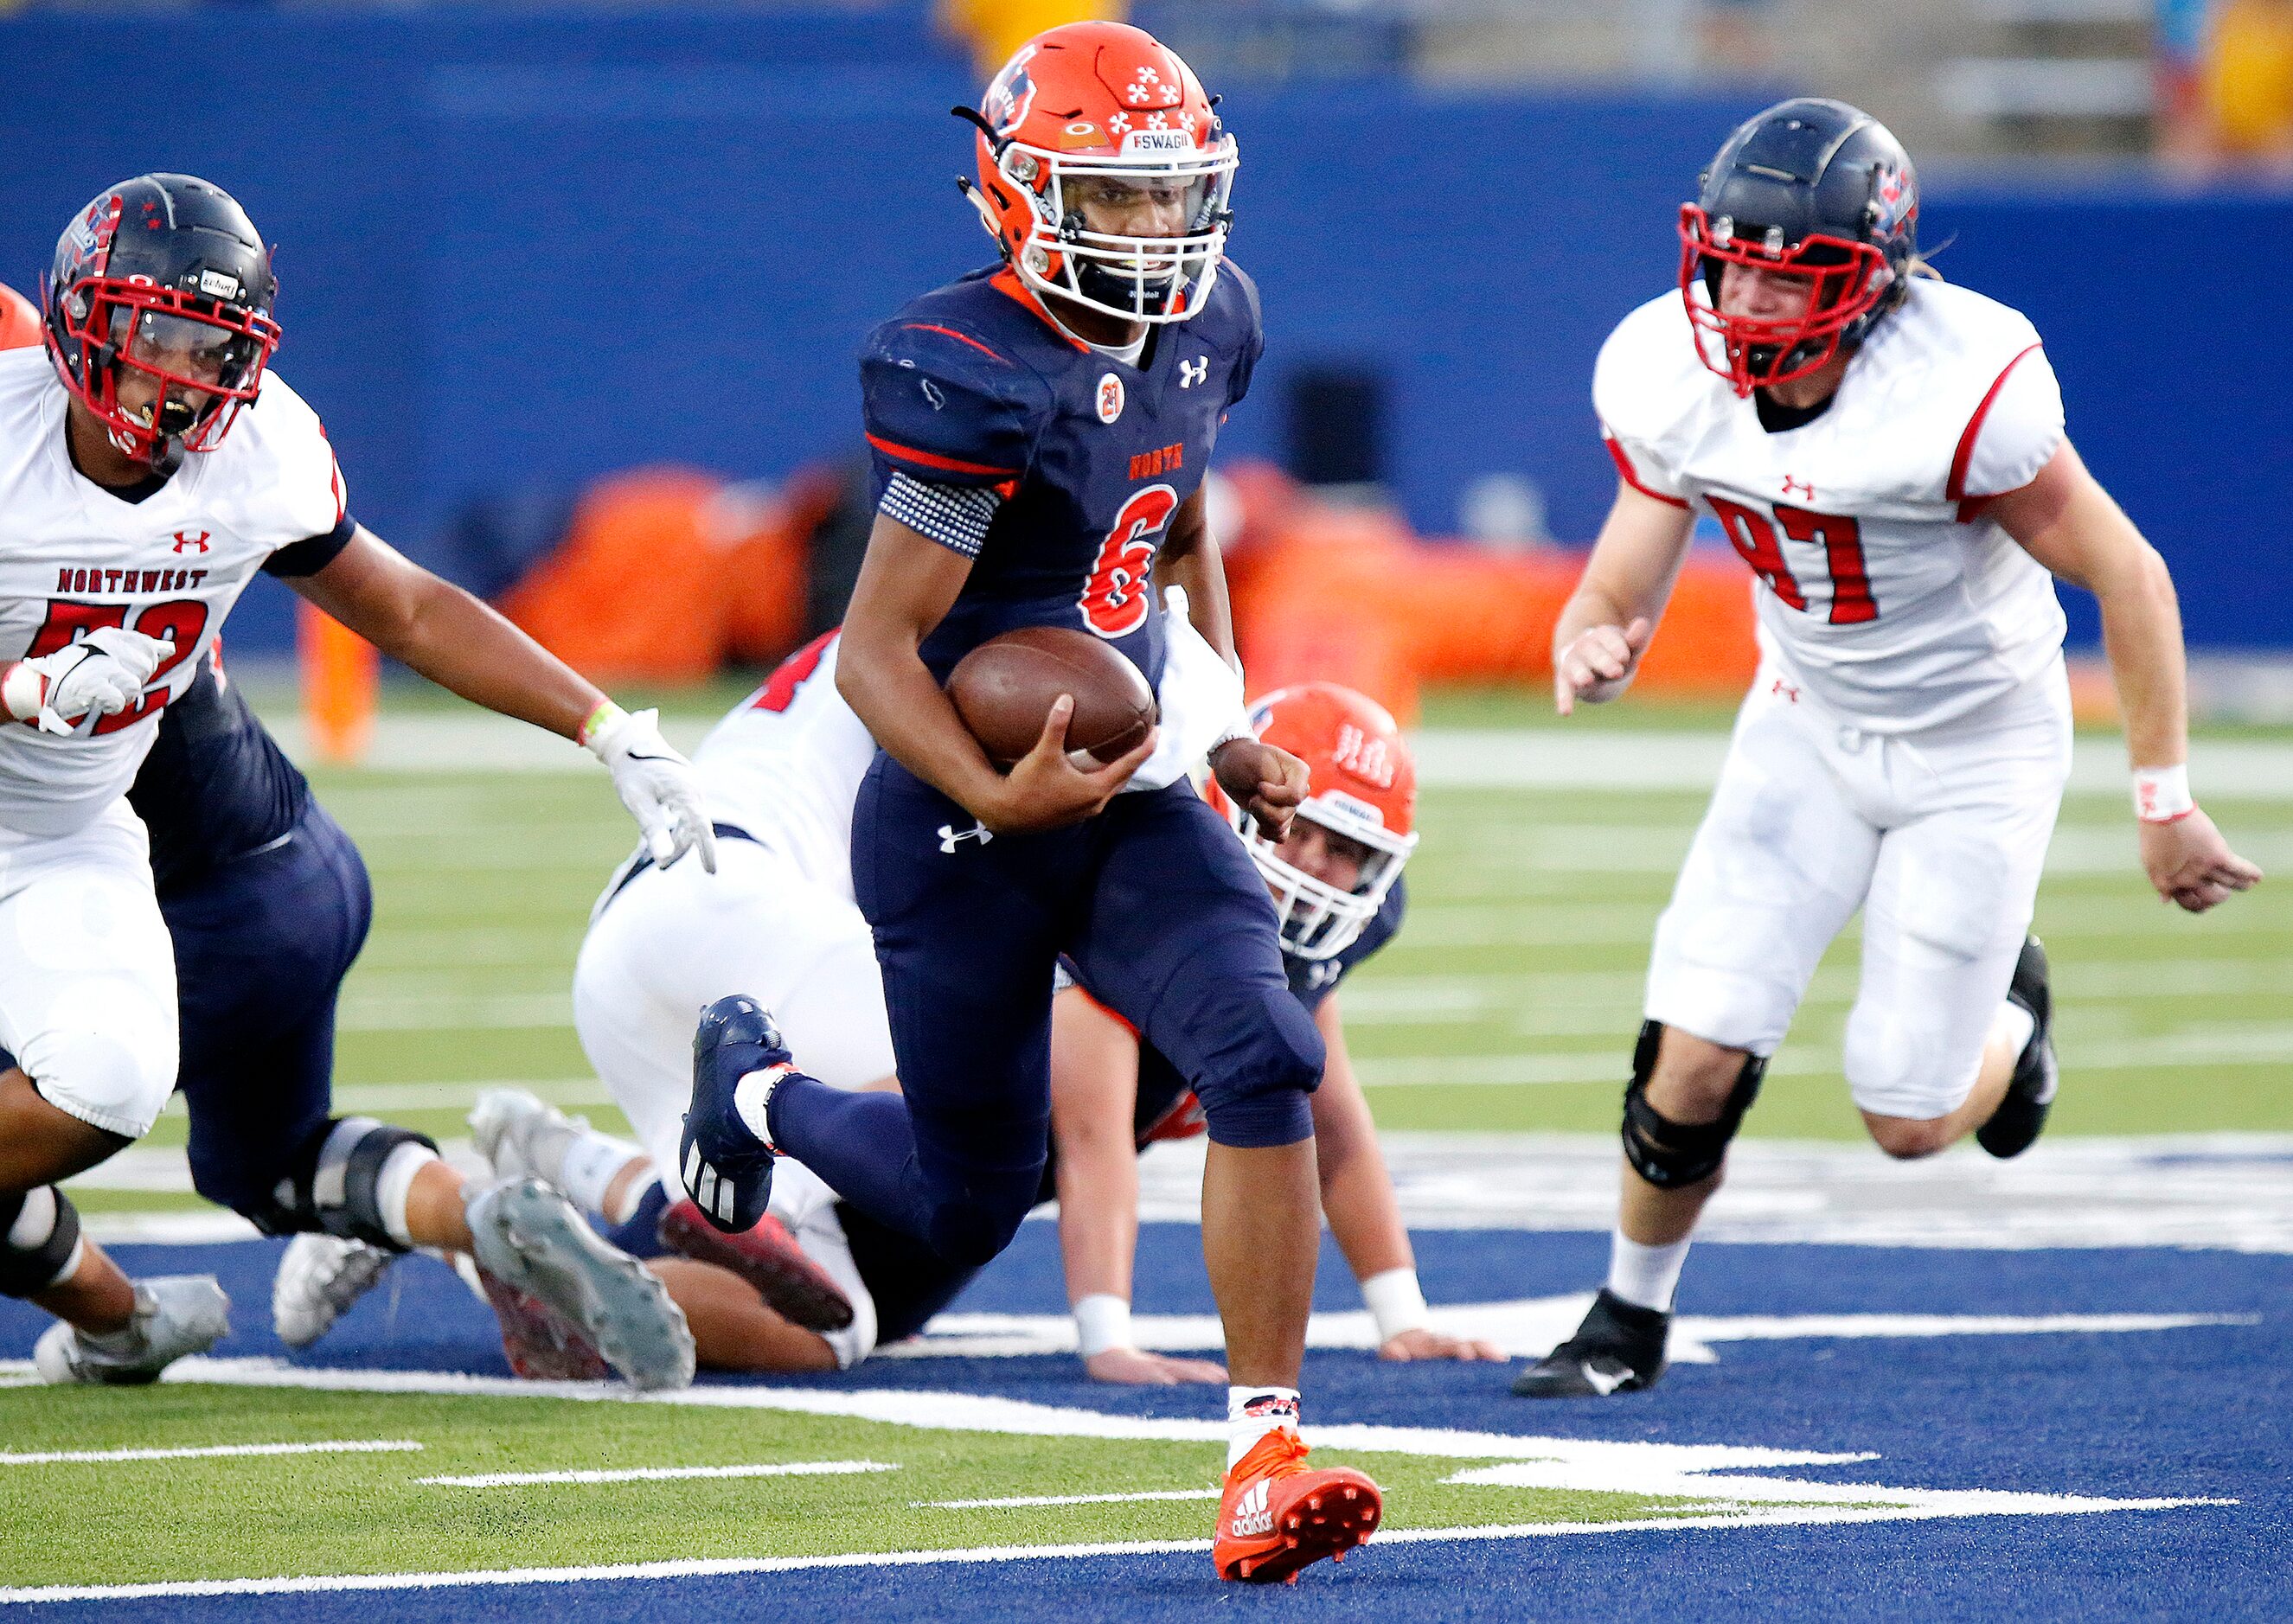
0, 181, 709, 1385
677, 24, 1385, 1580
1514, 100, 2260, 1401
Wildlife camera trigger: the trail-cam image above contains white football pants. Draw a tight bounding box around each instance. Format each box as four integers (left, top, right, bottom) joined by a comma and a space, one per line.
1645, 659, 2071, 1122
0, 797, 178, 1141
572, 835, 896, 1184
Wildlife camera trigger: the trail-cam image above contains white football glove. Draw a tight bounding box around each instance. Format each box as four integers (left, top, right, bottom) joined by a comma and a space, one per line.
585, 704, 717, 873
11, 627, 174, 735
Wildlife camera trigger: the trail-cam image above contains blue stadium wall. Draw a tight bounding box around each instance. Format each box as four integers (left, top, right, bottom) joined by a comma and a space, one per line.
2, 10, 2284, 655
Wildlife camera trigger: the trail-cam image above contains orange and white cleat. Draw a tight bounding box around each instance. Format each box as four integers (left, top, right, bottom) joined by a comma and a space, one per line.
1212, 1429, 1381, 1584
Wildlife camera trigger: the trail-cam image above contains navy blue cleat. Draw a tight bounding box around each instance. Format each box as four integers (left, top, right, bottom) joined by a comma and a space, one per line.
682, 994, 793, 1235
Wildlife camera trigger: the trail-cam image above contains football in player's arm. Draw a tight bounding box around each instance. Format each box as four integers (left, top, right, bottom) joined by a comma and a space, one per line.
1520, 99, 2259, 1403
0, 177, 708, 1387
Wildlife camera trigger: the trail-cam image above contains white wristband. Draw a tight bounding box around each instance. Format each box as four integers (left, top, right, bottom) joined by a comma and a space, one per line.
1072, 1294, 1133, 1359
2133, 764, 2194, 824
0, 662, 44, 725
1361, 1267, 1430, 1344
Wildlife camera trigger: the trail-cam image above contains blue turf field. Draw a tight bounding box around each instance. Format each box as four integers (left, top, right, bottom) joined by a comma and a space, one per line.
5, 1221, 2288, 1621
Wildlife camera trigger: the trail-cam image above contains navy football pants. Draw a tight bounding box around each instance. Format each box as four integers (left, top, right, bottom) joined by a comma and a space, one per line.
167, 804, 374, 1225
767, 760, 1323, 1268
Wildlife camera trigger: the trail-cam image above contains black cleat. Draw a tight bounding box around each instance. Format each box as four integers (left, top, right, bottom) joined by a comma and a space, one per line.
1511, 1288, 1669, 1398
1976, 936, 2056, 1160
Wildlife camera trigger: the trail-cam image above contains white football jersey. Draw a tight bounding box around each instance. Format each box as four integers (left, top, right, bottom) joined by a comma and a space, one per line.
1596, 279, 2069, 732
0, 349, 345, 835
692, 632, 878, 901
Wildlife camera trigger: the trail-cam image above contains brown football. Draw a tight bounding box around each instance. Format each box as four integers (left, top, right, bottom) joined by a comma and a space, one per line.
946, 626, 1157, 767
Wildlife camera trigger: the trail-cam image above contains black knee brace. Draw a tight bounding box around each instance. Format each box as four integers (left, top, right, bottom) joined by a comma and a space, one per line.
1620, 1020, 1767, 1190
0, 1186, 83, 1298
252, 1116, 439, 1250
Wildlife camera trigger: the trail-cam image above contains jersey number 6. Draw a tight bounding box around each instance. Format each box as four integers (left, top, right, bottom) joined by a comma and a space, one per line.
1706, 496, 1879, 626
25, 598, 208, 733
1079, 484, 1179, 639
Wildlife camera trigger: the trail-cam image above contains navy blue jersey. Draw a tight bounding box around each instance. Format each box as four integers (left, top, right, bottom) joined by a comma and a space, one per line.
1286, 877, 1408, 1016
128, 662, 311, 895
858, 262, 1264, 684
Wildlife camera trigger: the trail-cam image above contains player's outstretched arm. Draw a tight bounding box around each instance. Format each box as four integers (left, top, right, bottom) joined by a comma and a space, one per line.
285, 527, 714, 870
1047, 989, 1227, 1386
1308, 998, 1502, 1364
1993, 442, 2263, 912
837, 514, 1152, 835
1551, 481, 1697, 715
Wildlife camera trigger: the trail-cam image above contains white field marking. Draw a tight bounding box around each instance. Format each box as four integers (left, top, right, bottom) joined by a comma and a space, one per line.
268, 710, 2293, 796
336, 992, 572, 1033
1352, 1031, 2293, 1087
420, 1461, 896, 1488
0, 1502, 2232, 1606
0, 1356, 2219, 1530
920, 1488, 1222, 1510
887, 1301, 2251, 1365
0, 1440, 421, 1467
1130, 1131, 2293, 1252
1406, 728, 2293, 799
327, 1078, 611, 1115
1341, 956, 2293, 1024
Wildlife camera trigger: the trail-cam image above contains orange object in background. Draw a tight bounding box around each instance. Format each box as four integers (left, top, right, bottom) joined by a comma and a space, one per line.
297, 600, 379, 765
0, 282, 39, 350
498, 467, 808, 683
1224, 464, 1758, 723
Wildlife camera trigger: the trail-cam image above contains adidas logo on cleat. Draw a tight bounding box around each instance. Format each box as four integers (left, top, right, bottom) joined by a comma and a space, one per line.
1228, 1479, 1273, 1538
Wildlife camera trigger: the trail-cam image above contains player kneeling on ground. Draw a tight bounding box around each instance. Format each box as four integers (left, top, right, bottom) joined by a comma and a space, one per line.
0, 176, 709, 1388
1054, 683, 1500, 1378
1515, 100, 2260, 1401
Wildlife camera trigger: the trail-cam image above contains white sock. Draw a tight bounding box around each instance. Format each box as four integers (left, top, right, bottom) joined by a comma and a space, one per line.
734, 1065, 791, 1148
557, 1132, 647, 1224
1606, 1231, 1690, 1314
375, 1142, 441, 1250
1995, 1001, 2037, 1066
1227, 1385, 1301, 1470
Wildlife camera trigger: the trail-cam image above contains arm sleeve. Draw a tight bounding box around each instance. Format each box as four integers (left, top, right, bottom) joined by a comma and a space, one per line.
859, 321, 1039, 493
262, 512, 357, 577
1950, 343, 2066, 501
878, 472, 1002, 560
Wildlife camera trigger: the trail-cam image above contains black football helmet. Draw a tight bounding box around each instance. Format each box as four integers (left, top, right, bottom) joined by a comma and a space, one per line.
43, 174, 280, 475
1678, 98, 1918, 396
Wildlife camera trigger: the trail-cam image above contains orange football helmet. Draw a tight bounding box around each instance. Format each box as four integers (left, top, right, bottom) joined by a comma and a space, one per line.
958, 21, 1237, 325
0, 283, 41, 351
1212, 682, 1419, 961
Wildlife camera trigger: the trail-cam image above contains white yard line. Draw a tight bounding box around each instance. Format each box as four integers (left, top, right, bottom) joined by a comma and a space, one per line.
0, 1440, 420, 1467
921, 1488, 1220, 1510
420, 1461, 895, 1488
0, 1497, 2229, 1607
264, 713, 2293, 797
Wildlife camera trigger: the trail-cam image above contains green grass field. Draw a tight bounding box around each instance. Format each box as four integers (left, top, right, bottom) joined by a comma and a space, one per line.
81, 690, 2293, 1208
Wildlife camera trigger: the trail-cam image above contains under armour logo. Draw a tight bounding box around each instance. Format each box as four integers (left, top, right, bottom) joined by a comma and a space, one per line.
1771, 677, 1801, 704
938, 821, 995, 854
920, 378, 945, 411
1780, 476, 1815, 500
1179, 356, 1208, 388
170, 529, 211, 553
